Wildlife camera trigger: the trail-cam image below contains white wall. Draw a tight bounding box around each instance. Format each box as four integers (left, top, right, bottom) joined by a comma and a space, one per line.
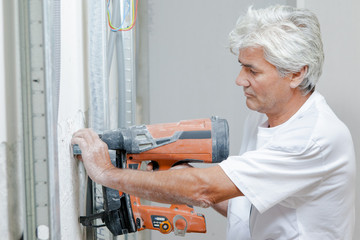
0, 0, 24, 239
0, 0, 9, 237
298, 0, 360, 238
57, 0, 88, 238
0, 0, 5, 143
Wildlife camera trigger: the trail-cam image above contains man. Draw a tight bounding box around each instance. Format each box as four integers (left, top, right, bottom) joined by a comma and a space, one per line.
72, 5, 356, 239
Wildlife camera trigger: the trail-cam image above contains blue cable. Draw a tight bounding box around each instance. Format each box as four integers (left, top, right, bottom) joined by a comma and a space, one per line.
107, 0, 132, 32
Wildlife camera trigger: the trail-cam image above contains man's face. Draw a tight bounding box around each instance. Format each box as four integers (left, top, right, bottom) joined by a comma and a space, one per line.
236, 47, 293, 116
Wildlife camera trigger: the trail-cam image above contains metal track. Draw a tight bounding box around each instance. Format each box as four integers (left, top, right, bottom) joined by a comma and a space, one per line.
19, 0, 50, 238
19, 0, 61, 239
122, 28, 136, 128
91, 0, 137, 239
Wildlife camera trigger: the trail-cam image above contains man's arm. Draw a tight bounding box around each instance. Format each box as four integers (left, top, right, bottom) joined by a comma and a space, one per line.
212, 200, 228, 217
72, 128, 242, 208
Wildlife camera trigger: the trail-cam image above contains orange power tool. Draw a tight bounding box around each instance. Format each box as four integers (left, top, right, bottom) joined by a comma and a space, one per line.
74, 116, 229, 236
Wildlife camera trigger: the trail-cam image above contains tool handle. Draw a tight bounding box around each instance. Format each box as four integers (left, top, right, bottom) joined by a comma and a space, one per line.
72, 144, 82, 155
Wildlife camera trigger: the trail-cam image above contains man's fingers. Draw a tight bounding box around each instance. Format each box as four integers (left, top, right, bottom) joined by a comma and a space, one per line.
70, 128, 115, 184
72, 128, 99, 143
71, 128, 102, 159
71, 128, 103, 152
72, 128, 98, 140
71, 136, 88, 151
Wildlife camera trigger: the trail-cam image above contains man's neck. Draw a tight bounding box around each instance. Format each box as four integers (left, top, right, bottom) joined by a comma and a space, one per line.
267, 90, 313, 128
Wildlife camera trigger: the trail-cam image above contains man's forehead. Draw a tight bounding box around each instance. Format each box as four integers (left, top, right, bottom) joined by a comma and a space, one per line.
238, 47, 264, 61
238, 46, 272, 69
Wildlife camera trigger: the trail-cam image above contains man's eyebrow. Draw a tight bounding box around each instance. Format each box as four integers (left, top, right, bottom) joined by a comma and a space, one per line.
238, 60, 257, 69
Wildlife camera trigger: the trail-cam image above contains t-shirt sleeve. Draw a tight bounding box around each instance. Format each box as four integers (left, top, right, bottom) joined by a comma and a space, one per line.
219, 141, 326, 213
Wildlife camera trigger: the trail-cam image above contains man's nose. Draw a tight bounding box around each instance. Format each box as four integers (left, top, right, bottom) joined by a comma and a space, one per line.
235, 69, 250, 87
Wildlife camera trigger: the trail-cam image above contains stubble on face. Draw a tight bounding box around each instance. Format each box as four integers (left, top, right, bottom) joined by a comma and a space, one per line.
238, 47, 290, 115
237, 47, 311, 127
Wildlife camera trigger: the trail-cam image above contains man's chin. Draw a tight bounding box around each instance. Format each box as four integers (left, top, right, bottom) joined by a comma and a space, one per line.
246, 102, 266, 114
245, 99, 258, 111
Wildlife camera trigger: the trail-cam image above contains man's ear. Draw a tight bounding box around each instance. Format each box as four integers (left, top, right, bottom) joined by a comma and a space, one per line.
289, 66, 308, 89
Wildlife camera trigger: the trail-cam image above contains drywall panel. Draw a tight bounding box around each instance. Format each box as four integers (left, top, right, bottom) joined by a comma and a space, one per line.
0, 12, 8, 225
0, 0, 6, 232
0, 144, 9, 239
0, 0, 5, 143
146, 1, 295, 239
298, 0, 360, 238
0, 0, 23, 239
57, 0, 88, 238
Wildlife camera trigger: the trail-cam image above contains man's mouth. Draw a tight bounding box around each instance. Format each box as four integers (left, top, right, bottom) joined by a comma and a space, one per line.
244, 91, 254, 97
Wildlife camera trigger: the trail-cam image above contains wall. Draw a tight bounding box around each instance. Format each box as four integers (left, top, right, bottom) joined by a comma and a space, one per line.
144, 0, 295, 239
1, 0, 357, 239
57, 0, 88, 238
0, 0, 9, 237
298, 0, 360, 238
0, 0, 89, 238
0, 0, 5, 143
0, 0, 142, 238
0, 0, 23, 239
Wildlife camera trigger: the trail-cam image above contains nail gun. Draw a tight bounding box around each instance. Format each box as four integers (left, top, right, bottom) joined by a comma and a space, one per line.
73, 116, 229, 236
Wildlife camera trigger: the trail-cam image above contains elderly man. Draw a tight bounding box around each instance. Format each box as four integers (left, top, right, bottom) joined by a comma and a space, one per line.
72, 5, 356, 239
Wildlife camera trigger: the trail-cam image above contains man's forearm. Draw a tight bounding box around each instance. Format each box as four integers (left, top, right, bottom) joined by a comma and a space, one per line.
99, 166, 241, 208
102, 167, 208, 207
72, 128, 242, 208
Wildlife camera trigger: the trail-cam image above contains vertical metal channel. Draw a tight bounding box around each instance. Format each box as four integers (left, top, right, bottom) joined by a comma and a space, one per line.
106, 0, 138, 239
18, 0, 56, 238
87, 0, 137, 239
88, 0, 109, 132
43, 0, 61, 238
19, 0, 62, 238
88, 0, 111, 239
18, 0, 35, 236
115, 1, 126, 129
117, 1, 137, 238
119, 0, 136, 128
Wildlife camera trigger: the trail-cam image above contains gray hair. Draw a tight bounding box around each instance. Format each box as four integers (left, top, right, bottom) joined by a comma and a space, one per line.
229, 5, 324, 94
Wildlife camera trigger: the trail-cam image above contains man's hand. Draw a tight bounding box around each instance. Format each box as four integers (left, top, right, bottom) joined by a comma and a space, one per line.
71, 128, 115, 184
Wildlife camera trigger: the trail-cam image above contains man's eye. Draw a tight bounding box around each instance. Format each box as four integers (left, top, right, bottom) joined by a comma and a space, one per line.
250, 69, 257, 75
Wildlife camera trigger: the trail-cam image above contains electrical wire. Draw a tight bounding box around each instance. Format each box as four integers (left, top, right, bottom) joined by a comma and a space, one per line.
107, 0, 138, 32
107, 0, 129, 30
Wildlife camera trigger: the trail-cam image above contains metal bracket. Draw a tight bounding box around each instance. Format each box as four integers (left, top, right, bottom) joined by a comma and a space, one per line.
80, 212, 106, 228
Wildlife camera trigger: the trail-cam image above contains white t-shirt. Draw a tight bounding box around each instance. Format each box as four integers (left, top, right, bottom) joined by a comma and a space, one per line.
219, 91, 356, 240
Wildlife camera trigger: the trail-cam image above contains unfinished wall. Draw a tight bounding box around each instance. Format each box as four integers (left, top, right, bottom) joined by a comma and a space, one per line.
0, 0, 141, 238
57, 0, 88, 238
0, 0, 9, 237
0, 0, 88, 238
0, 0, 23, 239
